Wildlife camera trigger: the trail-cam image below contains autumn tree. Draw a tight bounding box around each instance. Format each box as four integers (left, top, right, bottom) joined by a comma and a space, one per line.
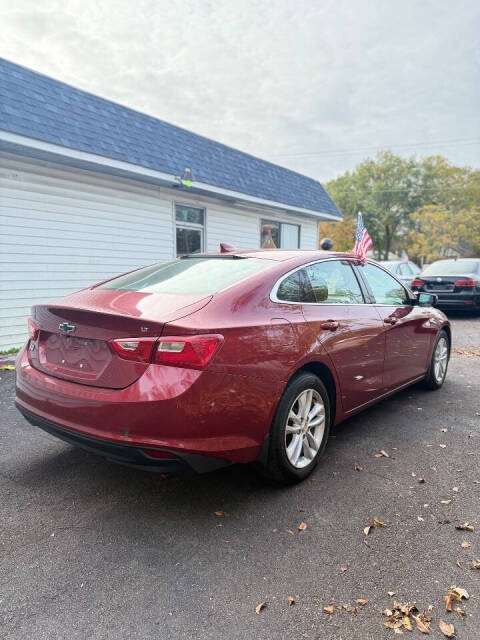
319, 153, 480, 260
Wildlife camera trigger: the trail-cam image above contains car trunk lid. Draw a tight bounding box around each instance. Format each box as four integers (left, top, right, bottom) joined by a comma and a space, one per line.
29, 289, 212, 389
421, 274, 475, 292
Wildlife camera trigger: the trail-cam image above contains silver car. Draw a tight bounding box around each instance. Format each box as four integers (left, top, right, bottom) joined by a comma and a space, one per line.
379, 260, 422, 288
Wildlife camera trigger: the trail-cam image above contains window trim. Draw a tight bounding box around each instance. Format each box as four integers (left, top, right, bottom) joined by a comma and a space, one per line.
353, 260, 413, 306
270, 257, 366, 305
174, 202, 206, 257
260, 218, 301, 249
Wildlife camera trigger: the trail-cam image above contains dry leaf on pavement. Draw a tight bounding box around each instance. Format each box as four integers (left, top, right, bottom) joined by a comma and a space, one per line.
214, 510, 228, 517
374, 517, 387, 528
456, 522, 474, 532
288, 595, 295, 606
356, 599, 368, 607
374, 449, 392, 458
471, 559, 480, 569
340, 566, 348, 573
418, 477, 425, 483
441, 500, 452, 505
439, 444, 447, 449
255, 602, 266, 614
355, 464, 363, 471
298, 522, 307, 531
323, 604, 334, 614
461, 540, 471, 548
439, 620, 455, 637
402, 616, 412, 631
413, 613, 431, 634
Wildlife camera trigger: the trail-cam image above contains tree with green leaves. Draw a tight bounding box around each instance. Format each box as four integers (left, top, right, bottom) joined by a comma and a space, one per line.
319, 152, 480, 260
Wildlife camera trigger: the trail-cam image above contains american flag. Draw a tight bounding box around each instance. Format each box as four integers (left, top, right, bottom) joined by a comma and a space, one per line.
353, 211, 373, 263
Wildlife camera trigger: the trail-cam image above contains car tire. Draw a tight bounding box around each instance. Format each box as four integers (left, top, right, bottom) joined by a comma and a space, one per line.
422, 329, 450, 390
260, 372, 331, 484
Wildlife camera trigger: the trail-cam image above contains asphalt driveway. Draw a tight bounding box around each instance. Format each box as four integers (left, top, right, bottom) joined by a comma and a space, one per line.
1, 314, 479, 639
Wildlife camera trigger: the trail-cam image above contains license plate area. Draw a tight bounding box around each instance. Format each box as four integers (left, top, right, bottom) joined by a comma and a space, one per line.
39, 332, 111, 381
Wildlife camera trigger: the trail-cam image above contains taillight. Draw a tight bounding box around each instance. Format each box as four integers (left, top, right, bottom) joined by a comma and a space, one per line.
154, 334, 223, 369
28, 317, 39, 341
411, 278, 425, 288
110, 337, 157, 362
109, 334, 223, 369
454, 279, 476, 287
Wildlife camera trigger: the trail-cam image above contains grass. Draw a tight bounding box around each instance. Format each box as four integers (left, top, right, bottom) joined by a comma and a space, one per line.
0, 347, 20, 356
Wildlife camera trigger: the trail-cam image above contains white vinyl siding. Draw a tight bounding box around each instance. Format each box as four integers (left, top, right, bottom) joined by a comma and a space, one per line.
0, 153, 319, 350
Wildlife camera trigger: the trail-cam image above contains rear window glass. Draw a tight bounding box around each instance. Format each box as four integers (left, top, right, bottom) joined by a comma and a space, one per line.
98, 257, 274, 295
422, 260, 479, 275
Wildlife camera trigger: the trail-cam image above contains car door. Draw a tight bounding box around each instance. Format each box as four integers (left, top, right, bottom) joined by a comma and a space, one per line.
356, 262, 434, 389
297, 259, 385, 412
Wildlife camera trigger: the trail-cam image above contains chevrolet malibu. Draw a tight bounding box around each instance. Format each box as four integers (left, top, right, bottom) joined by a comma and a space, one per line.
16, 249, 451, 484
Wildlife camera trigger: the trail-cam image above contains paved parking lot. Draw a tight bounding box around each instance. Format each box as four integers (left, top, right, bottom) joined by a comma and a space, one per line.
1, 313, 479, 639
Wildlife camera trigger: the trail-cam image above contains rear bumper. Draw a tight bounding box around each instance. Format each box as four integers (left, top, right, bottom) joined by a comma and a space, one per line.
16, 404, 229, 473
434, 293, 480, 310
15, 346, 277, 465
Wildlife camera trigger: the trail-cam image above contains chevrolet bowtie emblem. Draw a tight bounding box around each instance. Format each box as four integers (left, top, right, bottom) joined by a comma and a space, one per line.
59, 322, 76, 334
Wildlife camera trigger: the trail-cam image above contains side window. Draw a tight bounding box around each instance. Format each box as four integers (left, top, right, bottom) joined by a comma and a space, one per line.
362, 263, 408, 305
304, 260, 364, 304
276, 269, 316, 303
398, 262, 412, 276
410, 262, 421, 275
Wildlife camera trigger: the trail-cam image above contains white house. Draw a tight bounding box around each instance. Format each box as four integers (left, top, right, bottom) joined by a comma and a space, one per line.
0, 58, 342, 350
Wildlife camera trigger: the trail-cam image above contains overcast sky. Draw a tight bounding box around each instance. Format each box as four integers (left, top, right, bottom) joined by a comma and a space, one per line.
1, 0, 479, 182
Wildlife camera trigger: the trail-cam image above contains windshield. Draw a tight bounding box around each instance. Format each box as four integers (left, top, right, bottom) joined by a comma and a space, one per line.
422, 260, 479, 276
98, 257, 274, 294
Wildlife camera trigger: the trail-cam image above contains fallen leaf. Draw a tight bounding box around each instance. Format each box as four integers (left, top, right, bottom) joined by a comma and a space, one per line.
452, 487, 459, 493
456, 560, 462, 568
441, 500, 452, 505
373, 517, 387, 528
439, 620, 455, 637
402, 615, 413, 631
385, 618, 403, 630
413, 614, 431, 634
471, 559, 480, 569
455, 607, 465, 617
456, 522, 474, 532
448, 586, 469, 601
439, 444, 447, 449
286, 529, 295, 535
418, 516, 425, 522
374, 449, 392, 458
340, 566, 348, 573
364, 523, 372, 536
411, 472, 417, 477
388, 591, 396, 597
255, 602, 266, 614
441, 428, 448, 433
461, 541, 471, 549
383, 608, 393, 616
355, 464, 363, 471
298, 522, 307, 531
394, 628, 404, 635
288, 595, 295, 606
418, 477, 426, 484
323, 604, 334, 614
214, 510, 228, 517
356, 598, 368, 607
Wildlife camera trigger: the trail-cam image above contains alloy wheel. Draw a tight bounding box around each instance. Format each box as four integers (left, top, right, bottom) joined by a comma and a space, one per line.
284, 389, 325, 469
433, 336, 449, 383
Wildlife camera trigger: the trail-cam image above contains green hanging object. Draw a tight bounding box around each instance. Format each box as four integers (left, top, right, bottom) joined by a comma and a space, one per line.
183, 179, 192, 188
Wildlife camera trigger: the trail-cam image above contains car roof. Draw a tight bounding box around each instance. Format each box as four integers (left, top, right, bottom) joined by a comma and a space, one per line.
190, 249, 357, 262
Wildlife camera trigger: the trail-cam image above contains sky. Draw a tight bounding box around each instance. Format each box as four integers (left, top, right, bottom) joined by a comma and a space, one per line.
1, 0, 479, 183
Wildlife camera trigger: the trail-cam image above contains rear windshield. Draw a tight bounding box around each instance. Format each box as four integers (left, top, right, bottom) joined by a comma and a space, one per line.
422, 260, 479, 275
98, 257, 274, 294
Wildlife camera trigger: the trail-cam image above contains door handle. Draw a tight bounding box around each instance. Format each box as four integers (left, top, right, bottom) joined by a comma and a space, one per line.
320, 320, 339, 331
383, 316, 398, 325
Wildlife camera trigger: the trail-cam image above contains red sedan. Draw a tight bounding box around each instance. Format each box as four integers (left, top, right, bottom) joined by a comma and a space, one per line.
15, 249, 451, 483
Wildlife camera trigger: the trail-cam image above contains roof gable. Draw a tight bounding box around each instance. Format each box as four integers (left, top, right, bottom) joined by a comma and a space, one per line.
0, 57, 341, 218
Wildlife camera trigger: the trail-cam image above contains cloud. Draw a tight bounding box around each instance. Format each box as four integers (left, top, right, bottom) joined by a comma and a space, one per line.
1, 0, 479, 181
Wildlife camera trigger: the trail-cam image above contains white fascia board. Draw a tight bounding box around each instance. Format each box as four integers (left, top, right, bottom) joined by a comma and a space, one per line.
0, 130, 342, 221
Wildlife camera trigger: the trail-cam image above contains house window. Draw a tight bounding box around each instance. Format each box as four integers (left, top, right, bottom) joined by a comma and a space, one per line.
260, 220, 300, 249
175, 204, 205, 256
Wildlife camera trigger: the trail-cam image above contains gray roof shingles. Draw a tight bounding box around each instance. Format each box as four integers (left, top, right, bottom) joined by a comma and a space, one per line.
0, 58, 341, 218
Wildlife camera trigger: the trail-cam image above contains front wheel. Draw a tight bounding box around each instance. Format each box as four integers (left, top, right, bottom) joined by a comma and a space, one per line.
260, 372, 331, 484
422, 330, 450, 390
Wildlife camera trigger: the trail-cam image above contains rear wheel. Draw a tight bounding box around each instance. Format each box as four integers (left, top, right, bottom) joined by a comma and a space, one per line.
260, 372, 331, 484
422, 330, 450, 390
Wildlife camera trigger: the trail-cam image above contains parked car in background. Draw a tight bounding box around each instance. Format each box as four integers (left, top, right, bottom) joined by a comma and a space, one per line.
379, 260, 422, 288
411, 258, 480, 312
16, 250, 450, 484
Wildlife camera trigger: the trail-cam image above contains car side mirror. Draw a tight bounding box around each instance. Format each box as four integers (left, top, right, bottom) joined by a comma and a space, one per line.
417, 292, 437, 307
